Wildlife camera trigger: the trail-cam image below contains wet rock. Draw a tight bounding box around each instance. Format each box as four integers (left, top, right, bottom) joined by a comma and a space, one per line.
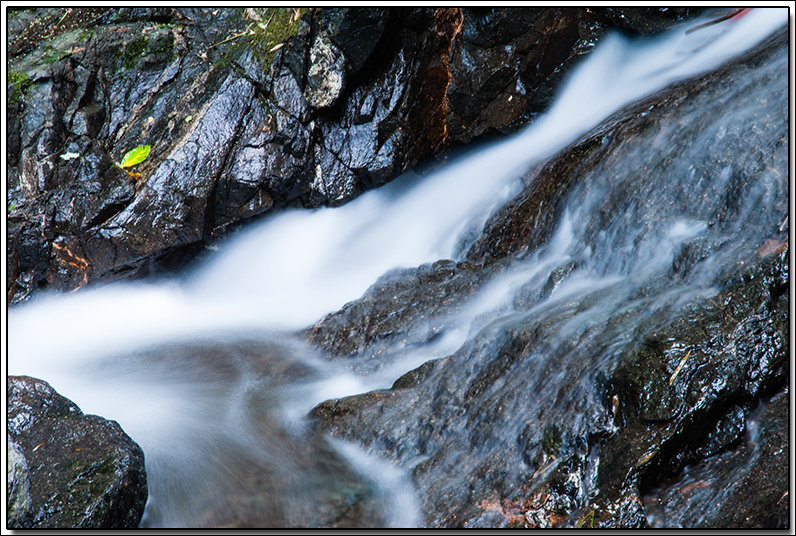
320, 8, 387, 75
7, 375, 147, 528
6, 7, 466, 301
304, 31, 346, 109
642, 388, 789, 528
513, 260, 581, 310
7, 439, 34, 527
392, 358, 445, 390
595, 7, 705, 35
308, 259, 482, 364
445, 7, 703, 144
8, 7, 708, 304
307, 31, 787, 528
596, 248, 788, 524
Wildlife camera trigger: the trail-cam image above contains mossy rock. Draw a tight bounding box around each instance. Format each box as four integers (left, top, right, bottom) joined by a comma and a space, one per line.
7, 376, 148, 528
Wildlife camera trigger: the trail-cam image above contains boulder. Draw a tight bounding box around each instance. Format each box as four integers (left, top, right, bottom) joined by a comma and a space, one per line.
7, 375, 147, 528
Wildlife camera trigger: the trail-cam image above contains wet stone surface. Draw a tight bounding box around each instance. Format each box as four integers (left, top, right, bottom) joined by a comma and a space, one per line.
7, 7, 701, 304
307, 30, 788, 528
642, 388, 789, 528
7, 7, 785, 531
7, 375, 148, 528
308, 259, 484, 365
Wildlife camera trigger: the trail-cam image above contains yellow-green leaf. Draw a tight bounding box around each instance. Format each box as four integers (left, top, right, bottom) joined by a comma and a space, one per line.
118, 145, 151, 169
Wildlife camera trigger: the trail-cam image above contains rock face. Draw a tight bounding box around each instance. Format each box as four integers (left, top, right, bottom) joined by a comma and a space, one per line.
7, 7, 699, 304
308, 29, 788, 528
642, 387, 789, 528
12, 7, 785, 531
308, 259, 483, 369
445, 7, 703, 144
7, 376, 148, 528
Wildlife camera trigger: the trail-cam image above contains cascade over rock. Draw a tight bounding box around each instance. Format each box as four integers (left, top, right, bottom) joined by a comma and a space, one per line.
7, 7, 699, 304
6, 7, 788, 530
307, 29, 788, 527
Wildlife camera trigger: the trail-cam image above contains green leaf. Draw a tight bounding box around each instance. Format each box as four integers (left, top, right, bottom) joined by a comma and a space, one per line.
118, 145, 151, 169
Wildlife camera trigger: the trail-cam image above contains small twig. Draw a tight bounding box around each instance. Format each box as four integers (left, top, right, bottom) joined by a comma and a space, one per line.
55, 8, 72, 28
685, 8, 746, 34
669, 349, 691, 386
262, 11, 275, 29
635, 450, 657, 467
207, 27, 251, 49
575, 509, 596, 528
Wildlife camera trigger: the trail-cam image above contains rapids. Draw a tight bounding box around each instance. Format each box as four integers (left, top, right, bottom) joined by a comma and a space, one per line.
7, 8, 788, 527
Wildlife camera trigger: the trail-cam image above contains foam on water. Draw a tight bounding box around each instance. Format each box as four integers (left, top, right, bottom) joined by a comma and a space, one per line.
6, 8, 787, 528
329, 438, 422, 528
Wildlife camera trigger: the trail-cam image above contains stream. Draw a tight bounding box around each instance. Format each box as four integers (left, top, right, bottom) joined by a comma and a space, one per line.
7, 9, 788, 528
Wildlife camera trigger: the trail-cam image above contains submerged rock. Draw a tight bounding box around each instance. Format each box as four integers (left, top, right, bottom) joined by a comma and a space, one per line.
7, 375, 147, 528
642, 387, 789, 528
307, 29, 788, 528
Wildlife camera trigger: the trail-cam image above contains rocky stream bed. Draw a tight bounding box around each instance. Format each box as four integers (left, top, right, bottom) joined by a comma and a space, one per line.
6, 7, 790, 529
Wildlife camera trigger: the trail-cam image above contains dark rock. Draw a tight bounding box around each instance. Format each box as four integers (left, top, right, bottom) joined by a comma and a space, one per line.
445, 7, 704, 144
642, 388, 789, 528
7, 375, 147, 528
308, 259, 481, 366
306, 31, 787, 528
7, 7, 463, 300
596, 248, 788, 524
392, 358, 445, 390
8, 7, 708, 305
322, 8, 388, 75
594, 7, 704, 35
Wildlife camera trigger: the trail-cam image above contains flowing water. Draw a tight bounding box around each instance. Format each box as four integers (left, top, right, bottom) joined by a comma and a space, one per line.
7, 9, 788, 527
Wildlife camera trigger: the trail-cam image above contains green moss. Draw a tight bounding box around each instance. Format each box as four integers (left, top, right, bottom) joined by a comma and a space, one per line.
8, 71, 31, 104
148, 31, 174, 61
122, 36, 148, 69
40, 45, 63, 65
541, 425, 562, 457
252, 8, 304, 71
217, 8, 305, 72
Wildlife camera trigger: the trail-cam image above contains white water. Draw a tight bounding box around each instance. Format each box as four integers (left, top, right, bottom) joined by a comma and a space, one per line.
6, 9, 787, 528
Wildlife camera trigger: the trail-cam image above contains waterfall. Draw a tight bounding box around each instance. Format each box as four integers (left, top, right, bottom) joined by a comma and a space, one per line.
7, 8, 787, 528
